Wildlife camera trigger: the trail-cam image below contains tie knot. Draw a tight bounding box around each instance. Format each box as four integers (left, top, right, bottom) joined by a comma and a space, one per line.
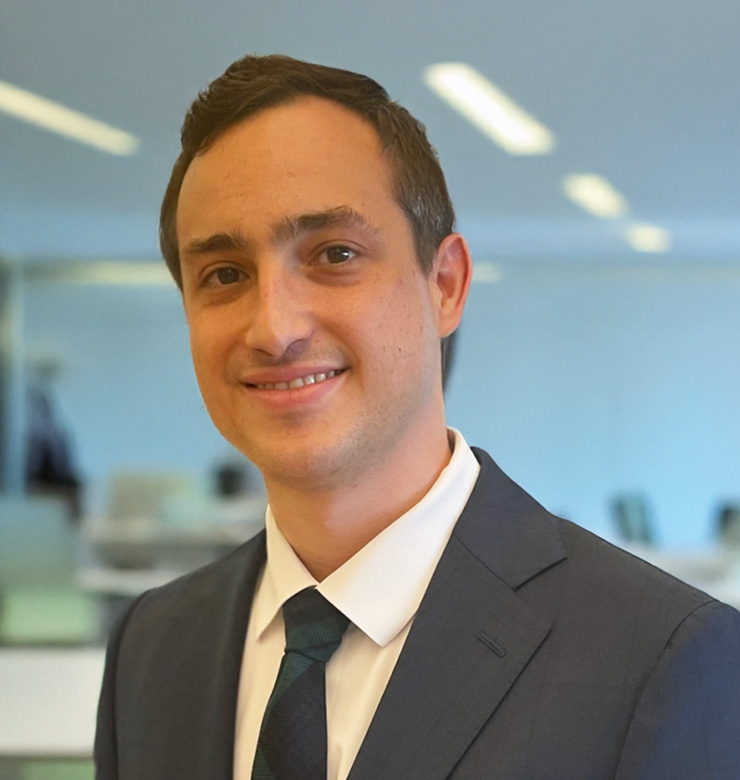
282, 588, 349, 663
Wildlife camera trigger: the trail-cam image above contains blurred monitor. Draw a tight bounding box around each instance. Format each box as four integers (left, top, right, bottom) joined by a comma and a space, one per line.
610, 493, 655, 546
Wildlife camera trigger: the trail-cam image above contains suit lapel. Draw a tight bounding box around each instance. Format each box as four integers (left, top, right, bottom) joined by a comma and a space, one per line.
348, 450, 566, 780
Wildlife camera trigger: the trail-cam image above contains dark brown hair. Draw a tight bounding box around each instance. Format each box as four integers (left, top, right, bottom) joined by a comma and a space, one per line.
159, 54, 455, 287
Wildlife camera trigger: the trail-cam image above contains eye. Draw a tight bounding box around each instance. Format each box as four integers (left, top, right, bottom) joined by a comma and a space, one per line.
323, 245, 357, 265
205, 266, 245, 287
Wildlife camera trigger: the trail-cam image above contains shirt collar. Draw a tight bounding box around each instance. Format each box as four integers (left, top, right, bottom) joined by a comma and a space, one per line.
254, 428, 480, 647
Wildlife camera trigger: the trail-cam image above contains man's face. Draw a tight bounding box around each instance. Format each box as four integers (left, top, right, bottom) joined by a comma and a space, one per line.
177, 97, 455, 490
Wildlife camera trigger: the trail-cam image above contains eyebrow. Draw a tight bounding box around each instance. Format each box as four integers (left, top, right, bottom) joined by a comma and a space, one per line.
181, 205, 382, 259
271, 206, 383, 245
182, 231, 255, 258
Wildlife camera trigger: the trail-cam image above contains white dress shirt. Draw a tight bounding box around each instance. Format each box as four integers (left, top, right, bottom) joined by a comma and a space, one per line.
233, 429, 480, 780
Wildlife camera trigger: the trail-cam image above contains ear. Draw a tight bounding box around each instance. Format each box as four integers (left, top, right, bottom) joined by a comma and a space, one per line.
427, 233, 473, 338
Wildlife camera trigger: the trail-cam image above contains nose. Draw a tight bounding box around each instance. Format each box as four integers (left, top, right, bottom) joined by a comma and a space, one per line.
244, 263, 313, 359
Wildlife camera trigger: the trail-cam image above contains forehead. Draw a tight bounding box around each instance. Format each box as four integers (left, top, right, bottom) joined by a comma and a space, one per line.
177, 97, 399, 238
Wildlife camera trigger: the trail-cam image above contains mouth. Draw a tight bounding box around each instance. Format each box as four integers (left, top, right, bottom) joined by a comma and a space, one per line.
247, 368, 346, 391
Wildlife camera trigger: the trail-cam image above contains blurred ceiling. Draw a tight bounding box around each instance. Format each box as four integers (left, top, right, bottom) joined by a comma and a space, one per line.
1, 0, 738, 263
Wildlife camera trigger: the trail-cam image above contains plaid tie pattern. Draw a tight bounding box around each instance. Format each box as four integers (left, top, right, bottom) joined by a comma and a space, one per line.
252, 588, 350, 779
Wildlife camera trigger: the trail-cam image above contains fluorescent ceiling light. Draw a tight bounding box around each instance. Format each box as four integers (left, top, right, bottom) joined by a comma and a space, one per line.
423, 63, 555, 155
624, 223, 672, 253
562, 174, 628, 218
472, 262, 503, 284
0, 79, 139, 156
75, 262, 172, 285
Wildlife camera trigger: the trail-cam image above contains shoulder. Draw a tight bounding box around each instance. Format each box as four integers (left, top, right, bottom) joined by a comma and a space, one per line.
613, 570, 740, 776
558, 517, 716, 615
529, 510, 734, 655
96, 532, 266, 776
467, 446, 735, 650
563, 516, 740, 648
114, 530, 266, 651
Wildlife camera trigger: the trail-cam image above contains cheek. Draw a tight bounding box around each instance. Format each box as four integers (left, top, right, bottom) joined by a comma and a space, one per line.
188, 326, 210, 373
188, 306, 235, 354
188, 343, 216, 404
384, 276, 437, 340
364, 290, 435, 372
187, 316, 230, 386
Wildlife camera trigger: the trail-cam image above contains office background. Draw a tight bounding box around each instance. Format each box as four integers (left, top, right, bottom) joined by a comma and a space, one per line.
1, 1, 739, 777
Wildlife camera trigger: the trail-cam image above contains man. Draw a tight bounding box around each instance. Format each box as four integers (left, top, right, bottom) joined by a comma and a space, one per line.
95, 55, 740, 779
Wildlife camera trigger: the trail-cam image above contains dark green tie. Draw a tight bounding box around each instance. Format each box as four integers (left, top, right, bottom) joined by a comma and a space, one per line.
251, 587, 350, 780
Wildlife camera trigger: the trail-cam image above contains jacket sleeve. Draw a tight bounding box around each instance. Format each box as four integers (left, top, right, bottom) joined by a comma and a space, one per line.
615, 599, 740, 780
94, 594, 147, 780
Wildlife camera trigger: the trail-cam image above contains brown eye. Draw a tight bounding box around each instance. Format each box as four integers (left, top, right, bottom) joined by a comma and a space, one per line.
324, 246, 356, 264
213, 267, 243, 285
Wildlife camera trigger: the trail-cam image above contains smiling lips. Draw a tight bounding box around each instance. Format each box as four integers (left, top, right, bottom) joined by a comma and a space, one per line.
250, 368, 345, 391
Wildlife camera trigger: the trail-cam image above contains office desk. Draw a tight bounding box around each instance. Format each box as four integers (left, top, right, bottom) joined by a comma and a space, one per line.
82, 503, 265, 570
0, 648, 104, 757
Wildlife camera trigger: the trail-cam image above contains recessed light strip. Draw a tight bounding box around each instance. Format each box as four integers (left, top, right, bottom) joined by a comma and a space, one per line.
0, 79, 139, 156
423, 63, 555, 156
562, 174, 628, 218
28, 261, 172, 285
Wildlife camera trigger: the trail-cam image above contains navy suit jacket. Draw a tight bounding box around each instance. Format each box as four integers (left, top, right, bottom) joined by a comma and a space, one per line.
95, 449, 740, 779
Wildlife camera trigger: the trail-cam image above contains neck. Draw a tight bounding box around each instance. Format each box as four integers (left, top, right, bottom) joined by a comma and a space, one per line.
264, 424, 453, 581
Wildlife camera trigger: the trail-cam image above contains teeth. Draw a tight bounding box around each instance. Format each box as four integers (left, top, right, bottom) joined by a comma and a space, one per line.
255, 369, 340, 390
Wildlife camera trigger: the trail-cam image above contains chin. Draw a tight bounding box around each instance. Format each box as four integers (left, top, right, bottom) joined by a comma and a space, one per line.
259, 454, 347, 492
240, 434, 371, 493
